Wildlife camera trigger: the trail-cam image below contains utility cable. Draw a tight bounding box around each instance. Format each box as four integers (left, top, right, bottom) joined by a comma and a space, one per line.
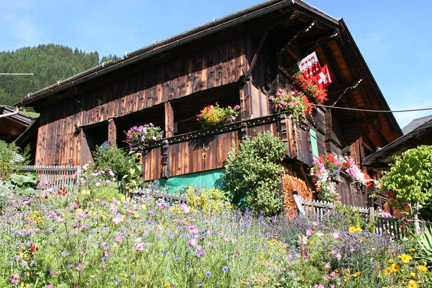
315, 104, 432, 113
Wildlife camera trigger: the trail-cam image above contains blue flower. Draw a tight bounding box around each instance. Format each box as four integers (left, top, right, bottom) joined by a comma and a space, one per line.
206, 271, 211, 277
222, 266, 228, 272
197, 281, 203, 286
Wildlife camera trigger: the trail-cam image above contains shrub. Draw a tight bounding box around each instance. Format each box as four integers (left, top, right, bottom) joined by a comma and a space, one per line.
0, 141, 28, 180
222, 132, 286, 215
183, 186, 233, 213
90, 146, 146, 194
380, 145, 432, 232
92, 144, 130, 183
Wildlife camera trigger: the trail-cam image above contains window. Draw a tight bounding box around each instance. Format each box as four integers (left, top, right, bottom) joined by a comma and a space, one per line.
171, 84, 241, 135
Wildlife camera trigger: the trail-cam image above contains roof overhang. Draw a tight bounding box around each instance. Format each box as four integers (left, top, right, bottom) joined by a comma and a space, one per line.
363, 119, 432, 168
17, 0, 339, 107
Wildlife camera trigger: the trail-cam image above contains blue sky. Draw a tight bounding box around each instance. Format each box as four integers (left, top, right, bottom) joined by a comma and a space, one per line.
1, 0, 431, 128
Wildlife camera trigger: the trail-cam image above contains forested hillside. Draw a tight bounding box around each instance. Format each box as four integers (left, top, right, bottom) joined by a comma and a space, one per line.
0, 44, 120, 106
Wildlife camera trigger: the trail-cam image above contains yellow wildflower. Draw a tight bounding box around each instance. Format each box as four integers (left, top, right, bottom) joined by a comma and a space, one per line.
348, 226, 357, 233
408, 280, 418, 288
410, 272, 416, 277
400, 254, 413, 263
388, 258, 393, 263
391, 263, 400, 272
385, 267, 392, 275
410, 248, 416, 252
417, 265, 428, 272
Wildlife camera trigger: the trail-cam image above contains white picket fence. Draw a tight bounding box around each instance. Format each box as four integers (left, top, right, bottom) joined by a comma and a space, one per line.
21, 165, 80, 188
293, 194, 369, 220
293, 194, 413, 239
19, 165, 187, 204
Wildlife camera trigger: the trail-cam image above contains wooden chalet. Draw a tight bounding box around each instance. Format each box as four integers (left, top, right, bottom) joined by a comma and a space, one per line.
17, 0, 401, 207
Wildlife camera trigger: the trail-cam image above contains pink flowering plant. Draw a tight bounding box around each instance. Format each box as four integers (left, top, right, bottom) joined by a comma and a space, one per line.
268, 88, 313, 121
311, 153, 373, 203
125, 123, 164, 150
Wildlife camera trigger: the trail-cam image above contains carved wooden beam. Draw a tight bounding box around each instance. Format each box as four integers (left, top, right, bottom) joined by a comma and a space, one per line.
248, 28, 270, 76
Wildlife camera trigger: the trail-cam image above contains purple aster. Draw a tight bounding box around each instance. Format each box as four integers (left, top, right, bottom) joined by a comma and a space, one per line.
205, 271, 211, 277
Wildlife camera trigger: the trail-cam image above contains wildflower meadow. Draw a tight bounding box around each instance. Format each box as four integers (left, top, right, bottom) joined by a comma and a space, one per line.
1, 140, 431, 287
1, 179, 431, 287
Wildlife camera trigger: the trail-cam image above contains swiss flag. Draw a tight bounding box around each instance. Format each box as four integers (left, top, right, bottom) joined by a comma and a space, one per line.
312, 65, 332, 89
298, 52, 321, 79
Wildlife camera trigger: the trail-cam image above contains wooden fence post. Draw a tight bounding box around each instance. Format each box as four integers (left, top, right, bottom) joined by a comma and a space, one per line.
369, 207, 375, 224
293, 194, 306, 216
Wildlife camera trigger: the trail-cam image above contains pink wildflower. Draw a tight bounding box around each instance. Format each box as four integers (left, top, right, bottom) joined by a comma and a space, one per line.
188, 226, 199, 234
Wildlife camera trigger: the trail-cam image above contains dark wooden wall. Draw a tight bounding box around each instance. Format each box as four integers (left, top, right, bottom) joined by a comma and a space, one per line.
35, 37, 247, 166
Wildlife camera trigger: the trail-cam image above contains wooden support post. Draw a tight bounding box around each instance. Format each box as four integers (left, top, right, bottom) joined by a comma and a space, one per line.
240, 122, 248, 140
108, 118, 117, 146
279, 113, 296, 158
239, 79, 251, 121
164, 102, 174, 138
161, 140, 169, 178
248, 29, 270, 76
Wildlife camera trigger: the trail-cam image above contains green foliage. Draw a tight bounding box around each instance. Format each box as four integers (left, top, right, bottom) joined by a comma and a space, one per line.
380, 145, 432, 212
418, 226, 432, 265
80, 184, 124, 204
183, 186, 233, 213
0, 45, 119, 106
121, 152, 146, 194
8, 172, 39, 196
222, 132, 286, 215
0, 180, 13, 213
0, 140, 26, 180
92, 144, 130, 183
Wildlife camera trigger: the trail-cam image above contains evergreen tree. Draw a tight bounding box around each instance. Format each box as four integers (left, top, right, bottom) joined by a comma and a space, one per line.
0, 45, 119, 106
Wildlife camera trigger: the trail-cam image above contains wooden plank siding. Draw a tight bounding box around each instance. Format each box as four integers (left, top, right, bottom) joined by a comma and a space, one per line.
134, 115, 300, 181
35, 38, 246, 166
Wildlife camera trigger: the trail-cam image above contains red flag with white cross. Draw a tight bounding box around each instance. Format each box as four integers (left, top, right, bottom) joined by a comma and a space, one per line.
312, 64, 332, 89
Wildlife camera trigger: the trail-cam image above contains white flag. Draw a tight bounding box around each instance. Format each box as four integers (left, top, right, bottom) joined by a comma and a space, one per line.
298, 52, 321, 79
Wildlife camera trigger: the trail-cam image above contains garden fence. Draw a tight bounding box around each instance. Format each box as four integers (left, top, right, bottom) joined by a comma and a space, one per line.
293, 194, 414, 240
133, 188, 187, 204
20, 165, 187, 204
21, 165, 80, 188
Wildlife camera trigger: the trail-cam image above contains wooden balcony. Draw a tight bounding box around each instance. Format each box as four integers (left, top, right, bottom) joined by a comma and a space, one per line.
141, 113, 314, 181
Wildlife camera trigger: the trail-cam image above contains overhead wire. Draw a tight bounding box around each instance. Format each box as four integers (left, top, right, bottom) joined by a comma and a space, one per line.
315, 104, 432, 113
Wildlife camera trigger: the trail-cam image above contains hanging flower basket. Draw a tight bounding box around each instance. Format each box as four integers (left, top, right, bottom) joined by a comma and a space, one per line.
197, 103, 240, 128
125, 123, 164, 150
268, 88, 313, 121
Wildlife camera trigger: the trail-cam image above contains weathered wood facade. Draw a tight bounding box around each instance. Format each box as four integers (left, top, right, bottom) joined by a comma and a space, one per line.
18, 0, 402, 207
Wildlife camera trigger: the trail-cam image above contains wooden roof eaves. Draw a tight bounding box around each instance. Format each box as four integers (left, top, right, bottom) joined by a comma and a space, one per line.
363, 118, 432, 167
0, 105, 34, 125
337, 19, 402, 139
17, 0, 341, 109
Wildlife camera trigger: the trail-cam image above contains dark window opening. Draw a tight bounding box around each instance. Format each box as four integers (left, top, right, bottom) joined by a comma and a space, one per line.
115, 105, 165, 149
82, 122, 108, 162
171, 84, 241, 135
